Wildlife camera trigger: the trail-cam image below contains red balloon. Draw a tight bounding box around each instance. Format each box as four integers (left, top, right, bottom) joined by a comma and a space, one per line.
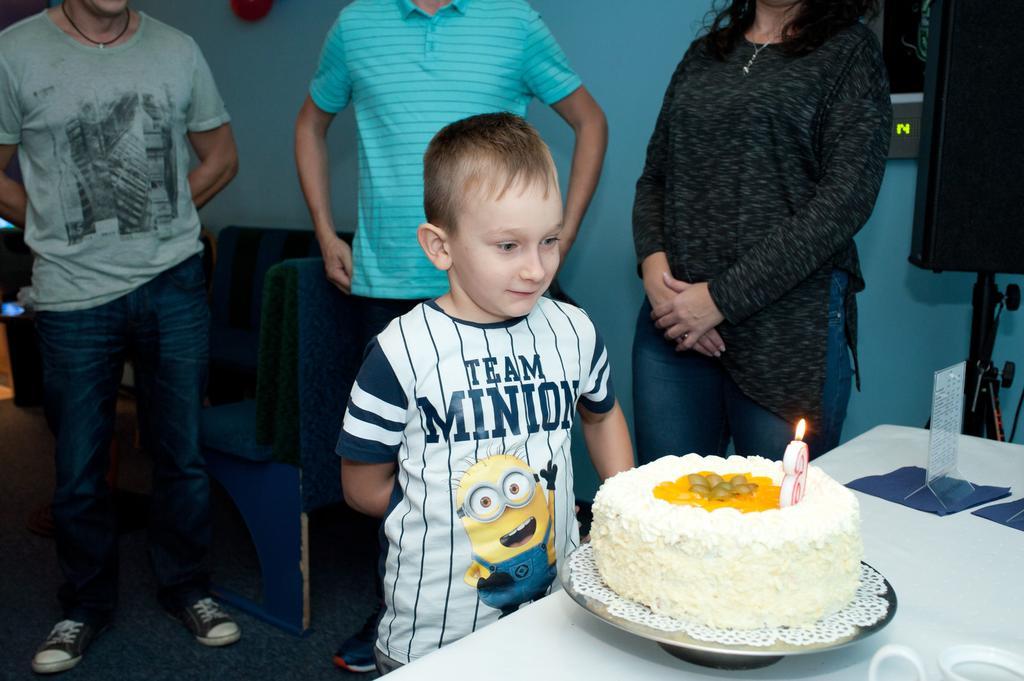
231, 0, 273, 22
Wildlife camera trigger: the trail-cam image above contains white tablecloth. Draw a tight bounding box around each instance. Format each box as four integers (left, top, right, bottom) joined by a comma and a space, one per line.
387, 425, 1024, 679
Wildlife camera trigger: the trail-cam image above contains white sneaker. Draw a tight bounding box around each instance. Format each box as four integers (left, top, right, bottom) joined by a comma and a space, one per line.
175, 597, 241, 647
31, 619, 105, 674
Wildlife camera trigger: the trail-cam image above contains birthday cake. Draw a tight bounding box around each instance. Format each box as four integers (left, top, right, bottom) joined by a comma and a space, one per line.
589, 454, 862, 629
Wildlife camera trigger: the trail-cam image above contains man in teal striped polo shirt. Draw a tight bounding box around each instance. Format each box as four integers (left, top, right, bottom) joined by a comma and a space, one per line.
294, 0, 606, 672
295, 0, 606, 300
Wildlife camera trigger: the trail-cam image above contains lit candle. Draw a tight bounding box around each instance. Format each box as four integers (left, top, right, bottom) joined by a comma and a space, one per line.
779, 419, 809, 508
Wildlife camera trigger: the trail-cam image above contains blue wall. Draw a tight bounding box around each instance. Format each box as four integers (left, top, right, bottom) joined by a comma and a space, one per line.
132, 0, 1023, 497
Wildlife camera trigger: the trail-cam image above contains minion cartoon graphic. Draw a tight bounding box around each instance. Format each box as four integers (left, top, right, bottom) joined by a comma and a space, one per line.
456, 453, 558, 617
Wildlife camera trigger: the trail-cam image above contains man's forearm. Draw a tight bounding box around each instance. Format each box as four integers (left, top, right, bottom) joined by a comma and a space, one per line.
295, 114, 337, 243
186, 125, 238, 210
0, 172, 27, 227
188, 155, 237, 210
560, 109, 608, 257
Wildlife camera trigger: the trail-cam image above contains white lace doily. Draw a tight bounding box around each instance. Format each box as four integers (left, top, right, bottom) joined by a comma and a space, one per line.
568, 544, 891, 647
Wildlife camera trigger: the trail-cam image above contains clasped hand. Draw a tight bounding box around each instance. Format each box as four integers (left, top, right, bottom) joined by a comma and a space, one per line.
651, 272, 726, 356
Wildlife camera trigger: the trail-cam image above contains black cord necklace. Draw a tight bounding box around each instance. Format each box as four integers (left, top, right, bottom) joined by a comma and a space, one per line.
60, 2, 130, 49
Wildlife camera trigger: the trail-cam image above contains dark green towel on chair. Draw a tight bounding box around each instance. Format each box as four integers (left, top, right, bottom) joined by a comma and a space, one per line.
254, 263, 300, 466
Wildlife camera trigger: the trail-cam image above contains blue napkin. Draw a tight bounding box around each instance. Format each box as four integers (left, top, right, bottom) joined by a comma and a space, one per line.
972, 498, 1024, 532
846, 466, 1011, 516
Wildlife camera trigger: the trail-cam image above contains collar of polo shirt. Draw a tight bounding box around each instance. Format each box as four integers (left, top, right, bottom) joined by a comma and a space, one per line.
397, 0, 470, 18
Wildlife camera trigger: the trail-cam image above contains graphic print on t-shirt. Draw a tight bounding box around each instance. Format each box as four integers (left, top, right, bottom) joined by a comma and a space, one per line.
417, 351, 580, 445
57, 89, 179, 244
455, 452, 557, 617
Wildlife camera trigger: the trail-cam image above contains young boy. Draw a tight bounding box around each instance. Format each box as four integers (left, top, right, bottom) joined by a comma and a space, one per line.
337, 112, 633, 673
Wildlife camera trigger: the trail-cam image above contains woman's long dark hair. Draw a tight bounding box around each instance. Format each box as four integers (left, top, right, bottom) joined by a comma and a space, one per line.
702, 0, 880, 58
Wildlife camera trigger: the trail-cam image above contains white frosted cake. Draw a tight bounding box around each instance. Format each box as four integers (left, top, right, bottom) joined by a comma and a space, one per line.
590, 454, 862, 630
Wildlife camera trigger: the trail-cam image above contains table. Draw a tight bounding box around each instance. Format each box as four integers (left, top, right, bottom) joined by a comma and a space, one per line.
388, 425, 1024, 679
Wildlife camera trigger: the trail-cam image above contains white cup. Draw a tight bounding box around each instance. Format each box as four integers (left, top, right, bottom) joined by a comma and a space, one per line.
939, 645, 1024, 681
869, 644, 928, 681
869, 643, 1024, 681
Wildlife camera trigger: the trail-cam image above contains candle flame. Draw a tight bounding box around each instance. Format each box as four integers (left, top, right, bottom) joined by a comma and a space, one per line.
795, 419, 806, 441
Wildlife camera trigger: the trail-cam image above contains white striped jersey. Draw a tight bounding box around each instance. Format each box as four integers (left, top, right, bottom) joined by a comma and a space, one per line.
338, 297, 615, 664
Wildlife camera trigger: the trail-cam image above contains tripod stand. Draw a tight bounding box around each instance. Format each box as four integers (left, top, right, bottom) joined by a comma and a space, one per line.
964, 273, 1019, 440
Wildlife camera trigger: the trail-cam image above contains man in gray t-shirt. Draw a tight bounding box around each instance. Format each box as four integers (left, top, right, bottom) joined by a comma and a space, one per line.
0, 1, 240, 674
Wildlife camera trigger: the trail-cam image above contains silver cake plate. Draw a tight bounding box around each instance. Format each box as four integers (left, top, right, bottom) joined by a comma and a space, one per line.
560, 550, 897, 670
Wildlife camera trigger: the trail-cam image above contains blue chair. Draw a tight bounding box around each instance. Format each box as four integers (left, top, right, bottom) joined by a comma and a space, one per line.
207, 226, 321, 403
200, 257, 362, 634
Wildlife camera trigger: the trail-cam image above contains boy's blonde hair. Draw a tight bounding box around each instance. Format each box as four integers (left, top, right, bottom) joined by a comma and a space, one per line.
423, 112, 557, 232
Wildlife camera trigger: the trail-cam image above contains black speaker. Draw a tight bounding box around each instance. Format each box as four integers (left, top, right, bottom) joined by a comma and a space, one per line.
910, 0, 1024, 274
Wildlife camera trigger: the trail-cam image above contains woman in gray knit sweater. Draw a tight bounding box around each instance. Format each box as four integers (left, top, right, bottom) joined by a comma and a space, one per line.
632, 0, 891, 463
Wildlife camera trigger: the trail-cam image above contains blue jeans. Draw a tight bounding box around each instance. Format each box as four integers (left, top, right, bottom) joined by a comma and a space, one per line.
632, 271, 852, 465
35, 255, 211, 626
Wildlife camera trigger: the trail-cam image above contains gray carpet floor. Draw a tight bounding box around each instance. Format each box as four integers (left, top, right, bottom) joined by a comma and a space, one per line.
0, 396, 381, 681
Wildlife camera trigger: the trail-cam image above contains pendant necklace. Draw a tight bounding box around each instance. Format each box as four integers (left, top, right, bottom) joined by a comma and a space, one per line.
743, 41, 770, 75
61, 2, 130, 49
